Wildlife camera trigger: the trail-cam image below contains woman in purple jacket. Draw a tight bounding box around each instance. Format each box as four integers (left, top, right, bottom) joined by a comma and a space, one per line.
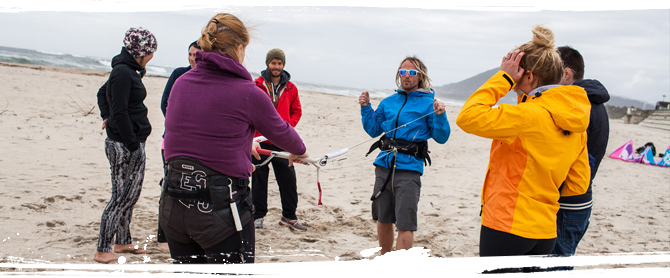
161, 13, 307, 264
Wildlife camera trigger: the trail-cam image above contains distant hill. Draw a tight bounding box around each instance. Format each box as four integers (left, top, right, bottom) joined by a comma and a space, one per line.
433, 68, 654, 108
606, 95, 654, 109
433, 68, 518, 105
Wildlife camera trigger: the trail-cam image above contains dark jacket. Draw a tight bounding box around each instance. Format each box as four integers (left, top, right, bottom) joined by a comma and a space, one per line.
161, 66, 191, 117
558, 79, 610, 209
96, 47, 151, 151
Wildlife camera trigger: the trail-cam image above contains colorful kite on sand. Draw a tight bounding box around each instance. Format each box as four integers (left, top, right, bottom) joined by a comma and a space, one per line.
609, 140, 670, 167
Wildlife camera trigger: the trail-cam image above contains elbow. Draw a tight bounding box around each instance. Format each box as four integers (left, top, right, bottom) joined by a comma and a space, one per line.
455, 116, 470, 134
455, 111, 468, 128
455, 108, 479, 134
440, 131, 451, 144
433, 127, 451, 144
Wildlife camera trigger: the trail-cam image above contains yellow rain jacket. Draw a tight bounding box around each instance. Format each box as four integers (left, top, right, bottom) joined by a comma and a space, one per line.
456, 70, 591, 239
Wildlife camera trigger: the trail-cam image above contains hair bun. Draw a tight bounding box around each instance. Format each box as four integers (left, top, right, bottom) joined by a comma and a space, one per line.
531, 24, 555, 49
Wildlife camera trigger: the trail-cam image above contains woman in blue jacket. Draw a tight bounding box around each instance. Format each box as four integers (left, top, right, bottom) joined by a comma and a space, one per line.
359, 56, 450, 255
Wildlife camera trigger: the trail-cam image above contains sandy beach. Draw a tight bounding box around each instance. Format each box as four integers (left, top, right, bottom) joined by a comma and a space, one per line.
0, 62, 668, 266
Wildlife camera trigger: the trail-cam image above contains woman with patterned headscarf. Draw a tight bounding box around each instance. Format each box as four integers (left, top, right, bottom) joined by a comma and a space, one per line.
94, 27, 157, 264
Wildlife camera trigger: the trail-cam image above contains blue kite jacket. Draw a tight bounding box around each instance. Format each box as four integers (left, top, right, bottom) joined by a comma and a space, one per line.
361, 88, 450, 175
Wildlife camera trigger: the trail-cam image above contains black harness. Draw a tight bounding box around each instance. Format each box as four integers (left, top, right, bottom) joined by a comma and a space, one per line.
162, 156, 251, 263
366, 135, 431, 200
366, 135, 431, 166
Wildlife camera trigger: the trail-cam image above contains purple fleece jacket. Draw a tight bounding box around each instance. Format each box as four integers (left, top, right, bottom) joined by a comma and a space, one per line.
164, 51, 306, 178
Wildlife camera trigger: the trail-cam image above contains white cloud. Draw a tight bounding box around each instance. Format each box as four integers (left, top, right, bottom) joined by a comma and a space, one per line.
1, 0, 669, 13
624, 70, 653, 89
0, 4, 667, 103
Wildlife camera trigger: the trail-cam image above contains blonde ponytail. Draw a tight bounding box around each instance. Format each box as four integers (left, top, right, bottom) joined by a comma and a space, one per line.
515, 25, 563, 86
197, 13, 249, 63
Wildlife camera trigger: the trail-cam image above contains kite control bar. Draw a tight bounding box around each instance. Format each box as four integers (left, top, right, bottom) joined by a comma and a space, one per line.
252, 136, 349, 167
251, 138, 350, 206
255, 148, 320, 165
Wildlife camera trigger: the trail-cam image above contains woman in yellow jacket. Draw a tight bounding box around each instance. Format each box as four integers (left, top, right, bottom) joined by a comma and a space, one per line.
456, 25, 591, 257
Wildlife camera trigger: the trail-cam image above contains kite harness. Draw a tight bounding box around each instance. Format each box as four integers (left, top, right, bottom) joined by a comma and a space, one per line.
366, 135, 431, 201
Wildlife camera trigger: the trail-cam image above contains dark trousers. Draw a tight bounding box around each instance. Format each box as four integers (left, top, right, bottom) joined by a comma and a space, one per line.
166, 220, 255, 264
553, 207, 591, 256
157, 148, 167, 243
479, 225, 556, 257
549, 207, 592, 271
479, 225, 557, 274
252, 143, 298, 220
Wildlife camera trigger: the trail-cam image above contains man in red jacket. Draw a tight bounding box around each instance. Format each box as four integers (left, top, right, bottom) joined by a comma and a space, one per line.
252, 48, 306, 231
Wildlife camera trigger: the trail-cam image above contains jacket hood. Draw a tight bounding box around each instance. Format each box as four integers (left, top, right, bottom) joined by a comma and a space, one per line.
573, 79, 610, 105
531, 85, 591, 133
260, 69, 291, 86
195, 51, 252, 81
111, 47, 143, 71
396, 88, 434, 96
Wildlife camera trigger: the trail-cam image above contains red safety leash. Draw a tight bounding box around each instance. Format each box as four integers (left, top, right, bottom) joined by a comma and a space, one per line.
316, 167, 322, 205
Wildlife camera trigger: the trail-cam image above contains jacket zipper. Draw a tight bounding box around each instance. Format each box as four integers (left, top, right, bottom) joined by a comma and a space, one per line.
393, 93, 408, 139
263, 80, 284, 106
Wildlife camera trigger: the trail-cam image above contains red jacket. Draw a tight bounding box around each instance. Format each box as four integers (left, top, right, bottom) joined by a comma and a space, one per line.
253, 76, 302, 143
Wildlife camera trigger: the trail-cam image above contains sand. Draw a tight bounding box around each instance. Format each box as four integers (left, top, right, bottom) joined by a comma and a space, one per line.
0, 62, 668, 266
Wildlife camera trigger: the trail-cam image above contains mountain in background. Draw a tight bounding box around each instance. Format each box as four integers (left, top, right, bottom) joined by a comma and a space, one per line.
433, 68, 654, 109
0, 45, 659, 109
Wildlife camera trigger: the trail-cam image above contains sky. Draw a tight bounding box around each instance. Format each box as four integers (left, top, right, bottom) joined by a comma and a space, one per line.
0, 1, 668, 104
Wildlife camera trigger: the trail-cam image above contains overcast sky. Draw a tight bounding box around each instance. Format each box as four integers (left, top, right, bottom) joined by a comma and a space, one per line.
0, 1, 668, 104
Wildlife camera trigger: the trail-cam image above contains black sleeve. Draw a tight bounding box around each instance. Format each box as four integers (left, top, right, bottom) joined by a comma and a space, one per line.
108, 67, 139, 151
97, 81, 110, 120
586, 105, 609, 178
161, 70, 179, 117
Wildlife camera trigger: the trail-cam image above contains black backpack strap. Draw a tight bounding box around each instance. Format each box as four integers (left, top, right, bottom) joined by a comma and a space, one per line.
370, 154, 396, 201
422, 148, 431, 166
366, 137, 383, 157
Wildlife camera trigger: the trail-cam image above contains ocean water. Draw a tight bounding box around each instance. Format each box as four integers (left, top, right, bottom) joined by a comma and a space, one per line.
249, 72, 392, 100
0, 45, 464, 106
297, 81, 466, 107
0, 45, 176, 77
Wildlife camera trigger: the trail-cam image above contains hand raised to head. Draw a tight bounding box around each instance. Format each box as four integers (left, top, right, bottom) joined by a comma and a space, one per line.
500, 50, 525, 84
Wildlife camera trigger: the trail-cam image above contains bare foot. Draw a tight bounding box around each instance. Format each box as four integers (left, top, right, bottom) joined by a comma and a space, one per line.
113, 244, 148, 254
158, 242, 170, 251
94, 251, 119, 264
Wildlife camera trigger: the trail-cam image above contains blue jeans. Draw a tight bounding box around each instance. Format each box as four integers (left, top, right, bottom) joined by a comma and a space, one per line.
550, 207, 592, 271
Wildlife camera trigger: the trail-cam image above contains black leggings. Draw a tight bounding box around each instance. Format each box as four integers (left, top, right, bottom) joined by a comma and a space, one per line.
479, 225, 556, 257
166, 220, 255, 264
